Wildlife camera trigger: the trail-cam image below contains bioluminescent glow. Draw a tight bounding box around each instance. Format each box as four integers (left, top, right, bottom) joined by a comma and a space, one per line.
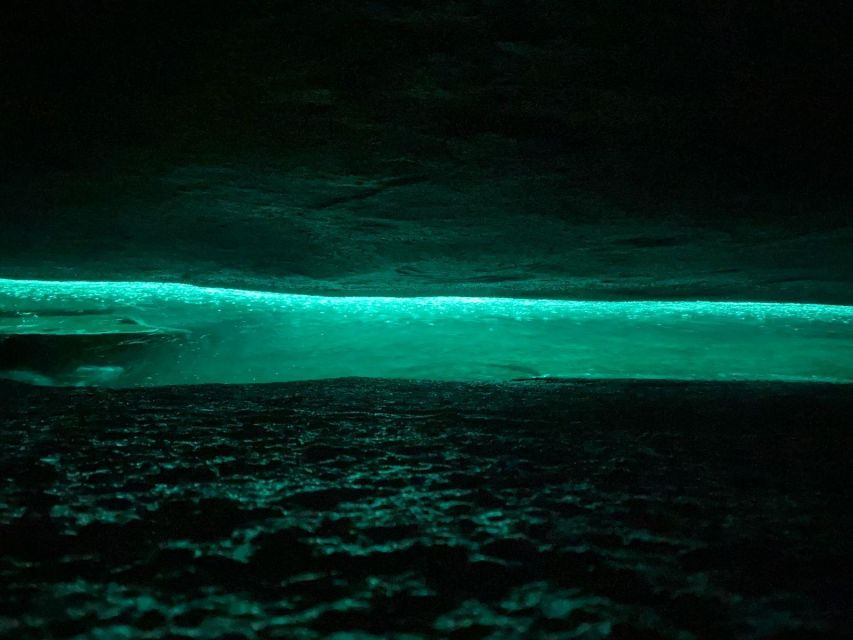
0, 278, 851, 387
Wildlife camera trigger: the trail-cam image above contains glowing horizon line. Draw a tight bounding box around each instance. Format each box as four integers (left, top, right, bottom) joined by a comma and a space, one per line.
1, 277, 851, 314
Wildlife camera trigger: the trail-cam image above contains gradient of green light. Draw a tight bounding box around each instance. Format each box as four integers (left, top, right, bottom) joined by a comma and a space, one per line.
1, 278, 851, 386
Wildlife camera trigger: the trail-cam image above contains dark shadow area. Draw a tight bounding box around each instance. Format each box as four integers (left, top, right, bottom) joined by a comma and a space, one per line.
2, 2, 852, 300
1, 379, 851, 638
3, 1, 852, 190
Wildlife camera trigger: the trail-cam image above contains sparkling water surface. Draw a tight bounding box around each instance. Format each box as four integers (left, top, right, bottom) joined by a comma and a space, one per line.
1, 278, 851, 386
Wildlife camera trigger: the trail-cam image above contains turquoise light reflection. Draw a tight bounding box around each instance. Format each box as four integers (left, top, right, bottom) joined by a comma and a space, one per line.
1, 278, 851, 386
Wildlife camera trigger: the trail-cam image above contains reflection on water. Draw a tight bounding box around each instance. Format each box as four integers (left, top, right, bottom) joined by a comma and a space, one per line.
1, 278, 851, 386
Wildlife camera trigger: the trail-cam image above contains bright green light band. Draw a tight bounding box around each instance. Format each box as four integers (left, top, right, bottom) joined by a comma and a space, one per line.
1, 278, 851, 386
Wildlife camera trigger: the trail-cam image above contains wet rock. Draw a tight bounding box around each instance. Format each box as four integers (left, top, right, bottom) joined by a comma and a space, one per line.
1, 379, 851, 637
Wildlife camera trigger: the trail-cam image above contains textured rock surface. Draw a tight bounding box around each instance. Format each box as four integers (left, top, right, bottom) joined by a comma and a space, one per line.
3, 161, 852, 304
2, 2, 852, 303
2, 379, 851, 638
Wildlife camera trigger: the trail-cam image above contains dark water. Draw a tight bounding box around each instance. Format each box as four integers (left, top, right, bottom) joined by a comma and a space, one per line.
2, 379, 851, 639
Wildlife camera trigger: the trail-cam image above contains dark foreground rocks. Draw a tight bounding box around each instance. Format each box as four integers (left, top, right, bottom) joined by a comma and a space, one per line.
1, 379, 851, 639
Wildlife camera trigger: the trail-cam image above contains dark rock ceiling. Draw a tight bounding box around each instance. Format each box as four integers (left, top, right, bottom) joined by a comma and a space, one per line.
1, 1, 851, 299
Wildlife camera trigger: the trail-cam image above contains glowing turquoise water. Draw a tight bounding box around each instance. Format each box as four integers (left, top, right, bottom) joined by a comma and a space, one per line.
1, 278, 851, 386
